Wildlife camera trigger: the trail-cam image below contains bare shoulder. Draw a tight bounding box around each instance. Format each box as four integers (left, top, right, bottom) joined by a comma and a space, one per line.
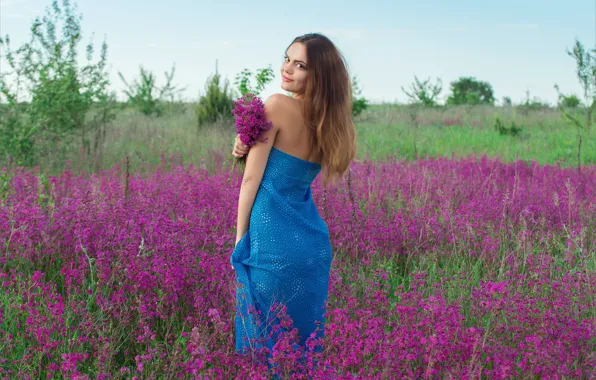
264, 94, 300, 128
265, 93, 296, 107
264, 93, 290, 106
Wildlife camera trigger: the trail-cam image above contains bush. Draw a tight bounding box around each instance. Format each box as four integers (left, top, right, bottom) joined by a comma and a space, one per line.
518, 90, 551, 113
118, 64, 185, 117
0, 0, 113, 166
554, 85, 582, 109
195, 74, 235, 128
447, 77, 495, 105
494, 117, 522, 136
559, 94, 581, 108
401, 75, 442, 107
351, 76, 369, 117
0, 107, 36, 166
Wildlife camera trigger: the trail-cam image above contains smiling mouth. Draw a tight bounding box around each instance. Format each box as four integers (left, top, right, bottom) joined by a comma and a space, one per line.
283, 76, 293, 82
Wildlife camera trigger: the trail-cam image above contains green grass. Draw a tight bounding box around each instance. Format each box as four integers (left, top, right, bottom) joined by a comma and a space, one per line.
2, 103, 594, 175
357, 119, 596, 165
355, 104, 596, 166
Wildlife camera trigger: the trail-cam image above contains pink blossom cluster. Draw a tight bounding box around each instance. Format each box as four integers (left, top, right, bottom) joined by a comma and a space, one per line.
232, 93, 273, 147
0, 154, 594, 378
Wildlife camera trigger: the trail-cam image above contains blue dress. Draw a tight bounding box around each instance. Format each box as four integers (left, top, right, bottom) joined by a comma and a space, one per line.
230, 146, 333, 357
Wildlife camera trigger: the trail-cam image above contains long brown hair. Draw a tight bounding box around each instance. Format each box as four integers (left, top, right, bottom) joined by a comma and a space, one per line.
287, 33, 357, 187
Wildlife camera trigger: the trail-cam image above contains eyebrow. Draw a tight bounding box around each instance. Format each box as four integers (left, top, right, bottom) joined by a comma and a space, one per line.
285, 54, 307, 66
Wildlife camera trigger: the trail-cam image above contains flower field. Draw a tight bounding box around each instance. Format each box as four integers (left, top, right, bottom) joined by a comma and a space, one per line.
1, 153, 594, 378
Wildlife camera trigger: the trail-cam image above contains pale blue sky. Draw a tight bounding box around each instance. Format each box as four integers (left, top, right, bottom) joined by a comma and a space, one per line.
1, 0, 595, 104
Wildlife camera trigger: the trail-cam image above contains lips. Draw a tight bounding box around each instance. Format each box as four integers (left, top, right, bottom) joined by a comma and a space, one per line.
283, 75, 293, 82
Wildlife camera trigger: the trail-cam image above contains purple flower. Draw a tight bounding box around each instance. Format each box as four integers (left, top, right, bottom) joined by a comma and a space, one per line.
232, 93, 273, 147
228, 93, 274, 180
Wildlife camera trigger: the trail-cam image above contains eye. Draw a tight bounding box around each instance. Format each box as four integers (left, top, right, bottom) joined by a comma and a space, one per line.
284, 56, 306, 69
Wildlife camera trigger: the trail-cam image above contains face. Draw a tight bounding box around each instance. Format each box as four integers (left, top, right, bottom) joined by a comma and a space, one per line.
281, 42, 308, 98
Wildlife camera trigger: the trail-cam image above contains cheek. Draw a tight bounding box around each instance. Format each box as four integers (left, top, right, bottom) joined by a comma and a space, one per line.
296, 72, 308, 87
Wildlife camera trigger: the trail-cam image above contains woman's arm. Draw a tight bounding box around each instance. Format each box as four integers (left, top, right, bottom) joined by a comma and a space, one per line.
235, 95, 284, 245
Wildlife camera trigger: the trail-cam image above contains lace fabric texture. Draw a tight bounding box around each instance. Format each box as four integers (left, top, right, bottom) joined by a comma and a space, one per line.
230, 146, 332, 354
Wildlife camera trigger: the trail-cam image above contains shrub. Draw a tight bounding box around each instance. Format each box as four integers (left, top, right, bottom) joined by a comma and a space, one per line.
559, 94, 581, 108
518, 90, 551, 112
0, 0, 113, 166
401, 75, 442, 107
118, 63, 185, 117
195, 74, 235, 128
447, 77, 495, 105
494, 117, 522, 136
351, 76, 369, 117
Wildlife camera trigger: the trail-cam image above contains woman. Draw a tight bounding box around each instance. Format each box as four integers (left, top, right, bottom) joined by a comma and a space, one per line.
230, 33, 357, 360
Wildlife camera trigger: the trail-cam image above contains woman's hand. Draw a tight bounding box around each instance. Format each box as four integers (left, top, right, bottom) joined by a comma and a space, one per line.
232, 135, 249, 158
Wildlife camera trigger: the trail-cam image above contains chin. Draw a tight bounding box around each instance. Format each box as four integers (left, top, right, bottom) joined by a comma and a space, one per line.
281, 83, 292, 92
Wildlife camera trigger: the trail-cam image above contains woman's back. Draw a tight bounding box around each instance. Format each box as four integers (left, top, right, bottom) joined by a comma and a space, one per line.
270, 94, 321, 165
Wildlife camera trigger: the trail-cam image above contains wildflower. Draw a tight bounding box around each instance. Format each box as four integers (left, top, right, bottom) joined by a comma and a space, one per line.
228, 93, 273, 182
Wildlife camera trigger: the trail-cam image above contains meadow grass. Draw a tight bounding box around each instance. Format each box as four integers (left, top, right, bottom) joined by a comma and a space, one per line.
6, 104, 595, 177
357, 104, 596, 165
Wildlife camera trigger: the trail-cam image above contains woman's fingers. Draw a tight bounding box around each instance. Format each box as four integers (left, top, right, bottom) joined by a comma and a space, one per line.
233, 136, 250, 158
235, 140, 248, 154
233, 147, 246, 157
233, 136, 241, 157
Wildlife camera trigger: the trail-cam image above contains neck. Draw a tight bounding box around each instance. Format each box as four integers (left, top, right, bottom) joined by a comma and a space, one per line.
292, 92, 305, 100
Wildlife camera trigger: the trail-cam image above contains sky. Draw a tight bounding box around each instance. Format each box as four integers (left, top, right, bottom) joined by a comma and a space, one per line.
1, 0, 595, 105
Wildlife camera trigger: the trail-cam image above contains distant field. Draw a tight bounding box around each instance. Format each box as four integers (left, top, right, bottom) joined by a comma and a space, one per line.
3, 104, 594, 176
356, 104, 596, 166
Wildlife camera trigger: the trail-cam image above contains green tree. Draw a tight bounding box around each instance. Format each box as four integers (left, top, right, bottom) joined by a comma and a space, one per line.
554, 39, 596, 175
234, 65, 275, 97
0, 0, 112, 165
195, 74, 235, 128
401, 76, 442, 107
446, 77, 495, 105
351, 75, 369, 117
119, 63, 185, 117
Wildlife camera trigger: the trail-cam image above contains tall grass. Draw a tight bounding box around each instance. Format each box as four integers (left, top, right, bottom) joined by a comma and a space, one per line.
3, 104, 594, 177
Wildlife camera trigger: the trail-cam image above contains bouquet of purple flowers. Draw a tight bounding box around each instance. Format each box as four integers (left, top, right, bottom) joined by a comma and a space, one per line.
228, 93, 273, 181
